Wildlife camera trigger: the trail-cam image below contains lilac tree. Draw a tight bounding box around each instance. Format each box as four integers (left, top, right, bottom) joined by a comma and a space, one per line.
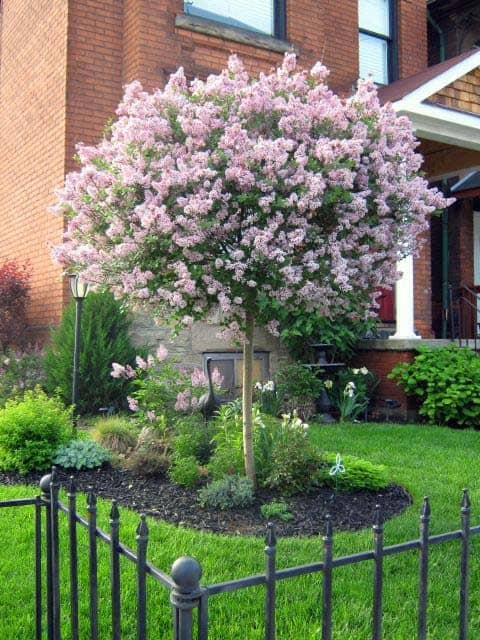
53, 54, 448, 484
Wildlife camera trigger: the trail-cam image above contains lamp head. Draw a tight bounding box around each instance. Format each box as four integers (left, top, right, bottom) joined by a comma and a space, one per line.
68, 274, 89, 300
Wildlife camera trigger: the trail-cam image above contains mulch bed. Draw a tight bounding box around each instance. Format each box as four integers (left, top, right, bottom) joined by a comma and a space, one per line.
0, 466, 411, 537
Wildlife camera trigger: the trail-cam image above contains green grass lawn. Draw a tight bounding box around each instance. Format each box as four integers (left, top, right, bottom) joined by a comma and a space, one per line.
1, 422, 480, 639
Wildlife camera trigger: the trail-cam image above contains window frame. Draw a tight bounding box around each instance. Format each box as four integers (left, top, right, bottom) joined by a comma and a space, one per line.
184, 0, 286, 40
358, 0, 398, 84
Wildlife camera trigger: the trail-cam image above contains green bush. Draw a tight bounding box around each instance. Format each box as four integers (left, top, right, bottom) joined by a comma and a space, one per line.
260, 500, 293, 521
0, 389, 72, 473
316, 453, 388, 492
91, 416, 138, 454
44, 291, 137, 415
53, 439, 111, 470
173, 415, 214, 464
207, 402, 245, 479
168, 455, 201, 488
275, 364, 322, 420
260, 413, 320, 494
198, 475, 254, 510
389, 345, 480, 428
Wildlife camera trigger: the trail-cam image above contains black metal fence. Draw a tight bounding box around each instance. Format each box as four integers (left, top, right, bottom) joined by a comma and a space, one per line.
0, 468, 478, 639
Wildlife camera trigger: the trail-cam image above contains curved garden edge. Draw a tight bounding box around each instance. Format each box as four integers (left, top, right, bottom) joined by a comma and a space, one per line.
0, 466, 411, 537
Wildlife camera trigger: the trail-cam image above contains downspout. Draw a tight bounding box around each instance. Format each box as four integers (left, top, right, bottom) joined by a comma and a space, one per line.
428, 10, 448, 336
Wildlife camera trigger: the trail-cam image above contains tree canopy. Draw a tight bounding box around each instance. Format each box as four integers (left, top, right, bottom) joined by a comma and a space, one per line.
53, 54, 449, 482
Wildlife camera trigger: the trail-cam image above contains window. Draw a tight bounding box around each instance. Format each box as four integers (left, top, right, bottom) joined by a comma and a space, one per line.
203, 351, 270, 398
358, 0, 397, 85
184, 0, 286, 39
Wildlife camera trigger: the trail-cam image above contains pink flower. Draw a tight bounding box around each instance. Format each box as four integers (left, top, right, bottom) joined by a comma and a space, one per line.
156, 344, 168, 361
111, 362, 126, 378
135, 356, 147, 370
127, 396, 139, 412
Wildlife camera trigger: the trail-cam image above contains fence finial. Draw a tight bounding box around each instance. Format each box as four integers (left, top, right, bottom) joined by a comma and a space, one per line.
373, 504, 383, 529
110, 499, 119, 522
323, 514, 333, 539
136, 514, 149, 540
171, 557, 202, 593
421, 496, 430, 519
461, 488, 471, 511
265, 522, 276, 547
87, 486, 96, 509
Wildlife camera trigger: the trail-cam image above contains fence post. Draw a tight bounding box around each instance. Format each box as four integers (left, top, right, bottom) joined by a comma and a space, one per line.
68, 477, 79, 640
322, 515, 333, 640
264, 522, 277, 640
39, 473, 55, 640
136, 515, 149, 640
459, 489, 471, 640
170, 557, 202, 640
418, 496, 430, 640
110, 500, 121, 640
87, 487, 99, 640
372, 505, 384, 640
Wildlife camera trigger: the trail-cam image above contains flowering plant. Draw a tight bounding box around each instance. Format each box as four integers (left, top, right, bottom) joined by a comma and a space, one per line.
111, 344, 222, 427
53, 53, 450, 483
254, 380, 281, 416
327, 366, 378, 422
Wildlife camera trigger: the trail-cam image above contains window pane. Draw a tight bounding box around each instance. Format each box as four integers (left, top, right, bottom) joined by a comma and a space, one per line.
359, 33, 388, 84
209, 359, 235, 396
235, 358, 265, 389
186, 0, 274, 35
358, 0, 390, 37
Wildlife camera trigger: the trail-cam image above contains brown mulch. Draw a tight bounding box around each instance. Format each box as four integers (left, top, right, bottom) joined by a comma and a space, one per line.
0, 466, 411, 537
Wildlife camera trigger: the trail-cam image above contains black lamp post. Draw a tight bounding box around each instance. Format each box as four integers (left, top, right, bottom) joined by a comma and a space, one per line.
69, 274, 89, 424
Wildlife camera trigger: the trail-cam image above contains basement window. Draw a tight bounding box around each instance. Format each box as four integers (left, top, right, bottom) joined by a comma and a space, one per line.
202, 351, 270, 398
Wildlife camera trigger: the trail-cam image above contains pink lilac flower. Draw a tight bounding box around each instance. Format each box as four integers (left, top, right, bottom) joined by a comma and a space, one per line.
156, 345, 168, 361
127, 396, 139, 412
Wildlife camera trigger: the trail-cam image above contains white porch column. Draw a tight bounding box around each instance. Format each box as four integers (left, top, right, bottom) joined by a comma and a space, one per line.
389, 254, 420, 340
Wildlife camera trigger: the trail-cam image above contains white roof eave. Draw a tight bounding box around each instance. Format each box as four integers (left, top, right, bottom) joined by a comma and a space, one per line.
393, 101, 480, 152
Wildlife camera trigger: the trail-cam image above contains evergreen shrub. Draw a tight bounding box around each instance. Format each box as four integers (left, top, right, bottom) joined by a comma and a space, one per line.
44, 291, 137, 415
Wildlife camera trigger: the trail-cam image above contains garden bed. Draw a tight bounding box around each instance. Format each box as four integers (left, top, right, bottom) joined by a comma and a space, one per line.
0, 466, 411, 537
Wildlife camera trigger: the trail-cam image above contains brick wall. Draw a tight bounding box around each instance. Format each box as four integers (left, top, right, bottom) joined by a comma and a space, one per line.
352, 348, 418, 420
0, 0, 69, 339
0, 0, 430, 338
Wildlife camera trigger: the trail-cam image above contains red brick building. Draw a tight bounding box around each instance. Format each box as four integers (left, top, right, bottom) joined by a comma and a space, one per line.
0, 0, 479, 409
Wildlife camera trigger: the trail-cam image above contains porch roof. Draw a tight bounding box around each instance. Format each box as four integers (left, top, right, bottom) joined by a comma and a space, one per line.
378, 49, 480, 151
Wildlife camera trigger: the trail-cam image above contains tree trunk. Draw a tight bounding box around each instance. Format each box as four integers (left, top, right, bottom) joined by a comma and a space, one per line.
242, 313, 256, 486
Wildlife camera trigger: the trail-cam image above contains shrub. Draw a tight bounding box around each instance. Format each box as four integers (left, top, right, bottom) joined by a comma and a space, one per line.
117, 344, 222, 424
260, 500, 293, 521
44, 291, 137, 415
316, 453, 388, 492
53, 439, 111, 470
389, 345, 480, 428
0, 389, 72, 473
0, 260, 30, 352
0, 348, 46, 407
275, 364, 322, 420
260, 412, 320, 494
198, 475, 254, 510
173, 415, 214, 464
168, 456, 201, 488
125, 449, 170, 476
91, 416, 138, 454
207, 402, 246, 479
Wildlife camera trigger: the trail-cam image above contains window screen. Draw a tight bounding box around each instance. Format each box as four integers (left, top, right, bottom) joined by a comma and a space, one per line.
185, 0, 275, 36
359, 0, 390, 36
359, 33, 389, 85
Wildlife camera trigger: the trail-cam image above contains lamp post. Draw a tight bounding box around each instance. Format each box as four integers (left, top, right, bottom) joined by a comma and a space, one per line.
69, 275, 89, 425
